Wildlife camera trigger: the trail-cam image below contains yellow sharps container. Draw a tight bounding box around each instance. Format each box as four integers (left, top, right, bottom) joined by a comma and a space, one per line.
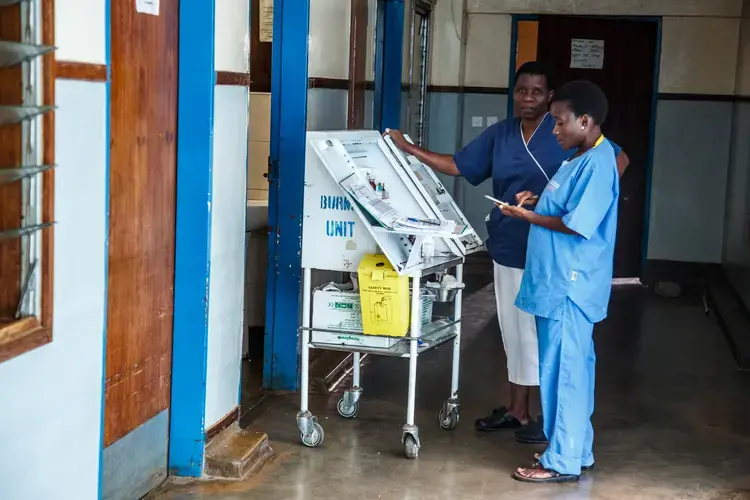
357, 254, 410, 336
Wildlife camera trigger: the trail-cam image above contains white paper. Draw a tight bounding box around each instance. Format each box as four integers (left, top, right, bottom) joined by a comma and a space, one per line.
486, 116, 498, 126
260, 0, 274, 42
340, 175, 399, 228
471, 116, 483, 128
136, 0, 159, 16
570, 39, 604, 69
340, 174, 465, 237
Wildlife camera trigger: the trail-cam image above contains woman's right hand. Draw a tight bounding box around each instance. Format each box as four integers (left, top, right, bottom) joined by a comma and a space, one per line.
515, 191, 539, 207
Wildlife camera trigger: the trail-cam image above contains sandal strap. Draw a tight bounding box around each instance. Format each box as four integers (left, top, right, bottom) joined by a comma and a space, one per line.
519, 467, 560, 479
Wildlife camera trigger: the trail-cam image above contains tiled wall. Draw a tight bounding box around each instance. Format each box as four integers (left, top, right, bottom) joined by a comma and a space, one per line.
248, 92, 271, 200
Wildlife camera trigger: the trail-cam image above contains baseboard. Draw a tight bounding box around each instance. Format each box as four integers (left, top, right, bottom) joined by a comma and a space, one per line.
206, 406, 240, 441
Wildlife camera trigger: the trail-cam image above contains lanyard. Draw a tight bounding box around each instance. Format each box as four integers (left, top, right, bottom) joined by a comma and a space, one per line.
520, 114, 551, 182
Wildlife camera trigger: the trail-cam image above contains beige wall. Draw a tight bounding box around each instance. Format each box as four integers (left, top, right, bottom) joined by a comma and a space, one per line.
735, 3, 750, 95
308, 0, 352, 79
466, 0, 742, 17
430, 0, 464, 86
215, 0, 250, 73
430, 0, 745, 95
660, 17, 739, 95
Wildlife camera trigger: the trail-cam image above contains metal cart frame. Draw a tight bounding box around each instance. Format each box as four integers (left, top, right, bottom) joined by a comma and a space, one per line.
295, 256, 465, 459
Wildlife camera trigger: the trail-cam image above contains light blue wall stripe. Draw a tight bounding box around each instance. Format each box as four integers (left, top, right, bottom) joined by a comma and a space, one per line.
262, 0, 310, 390
169, 0, 216, 476
98, 0, 111, 497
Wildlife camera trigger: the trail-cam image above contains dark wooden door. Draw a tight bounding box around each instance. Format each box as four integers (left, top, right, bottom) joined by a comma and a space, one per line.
103, 1, 179, 498
536, 16, 657, 278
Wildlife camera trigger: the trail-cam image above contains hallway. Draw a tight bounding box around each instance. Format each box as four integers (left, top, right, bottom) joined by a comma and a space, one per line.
150, 268, 750, 500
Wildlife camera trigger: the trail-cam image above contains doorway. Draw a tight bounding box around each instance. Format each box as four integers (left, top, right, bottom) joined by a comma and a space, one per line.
510, 16, 659, 279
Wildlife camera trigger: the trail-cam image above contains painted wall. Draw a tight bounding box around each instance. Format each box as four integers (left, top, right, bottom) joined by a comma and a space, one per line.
648, 100, 732, 262
723, 3, 750, 310
0, 79, 107, 500
204, 9, 251, 430
215, 0, 250, 74
0, 2, 108, 496
425, 0, 744, 263
55, 0, 106, 63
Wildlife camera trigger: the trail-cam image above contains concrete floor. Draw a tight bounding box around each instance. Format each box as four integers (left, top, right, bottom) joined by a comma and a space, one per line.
150, 269, 750, 500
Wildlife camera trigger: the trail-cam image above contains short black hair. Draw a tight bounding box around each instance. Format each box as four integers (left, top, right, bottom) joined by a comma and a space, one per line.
515, 61, 553, 90
550, 80, 609, 125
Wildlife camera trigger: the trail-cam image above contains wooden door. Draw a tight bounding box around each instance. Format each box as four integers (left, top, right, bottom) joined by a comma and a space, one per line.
536, 16, 657, 278
103, 2, 179, 498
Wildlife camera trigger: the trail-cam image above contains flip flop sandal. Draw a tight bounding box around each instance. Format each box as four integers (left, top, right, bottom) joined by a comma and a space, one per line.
531, 453, 594, 471
513, 467, 580, 484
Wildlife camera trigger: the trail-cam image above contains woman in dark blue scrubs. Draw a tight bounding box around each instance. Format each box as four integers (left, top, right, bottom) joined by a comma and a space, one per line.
385, 62, 629, 441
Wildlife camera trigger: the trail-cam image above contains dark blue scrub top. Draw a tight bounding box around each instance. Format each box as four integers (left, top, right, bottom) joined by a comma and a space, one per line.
453, 114, 621, 270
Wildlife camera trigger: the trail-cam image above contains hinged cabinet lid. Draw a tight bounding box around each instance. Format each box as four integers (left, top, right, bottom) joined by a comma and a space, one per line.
382, 135, 484, 255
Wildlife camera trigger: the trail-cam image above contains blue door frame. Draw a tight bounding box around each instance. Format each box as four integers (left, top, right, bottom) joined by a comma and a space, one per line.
263, 0, 405, 391
506, 14, 662, 275
262, 0, 311, 391
169, 0, 217, 478
374, 0, 405, 132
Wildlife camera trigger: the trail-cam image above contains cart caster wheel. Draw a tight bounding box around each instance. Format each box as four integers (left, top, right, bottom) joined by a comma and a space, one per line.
300, 422, 325, 448
337, 398, 359, 419
439, 407, 459, 430
404, 434, 419, 459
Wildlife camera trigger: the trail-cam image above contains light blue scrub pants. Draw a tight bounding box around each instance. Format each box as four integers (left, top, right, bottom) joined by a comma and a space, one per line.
536, 298, 596, 476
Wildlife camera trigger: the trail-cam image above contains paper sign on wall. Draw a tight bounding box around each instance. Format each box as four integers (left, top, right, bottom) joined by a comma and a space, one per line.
570, 39, 604, 69
136, 0, 159, 16
260, 0, 274, 42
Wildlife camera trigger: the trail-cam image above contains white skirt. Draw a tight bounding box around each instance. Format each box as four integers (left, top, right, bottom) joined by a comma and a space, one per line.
494, 262, 539, 386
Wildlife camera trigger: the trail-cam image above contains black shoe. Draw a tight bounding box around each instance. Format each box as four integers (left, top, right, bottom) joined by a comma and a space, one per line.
515, 418, 548, 444
474, 407, 523, 432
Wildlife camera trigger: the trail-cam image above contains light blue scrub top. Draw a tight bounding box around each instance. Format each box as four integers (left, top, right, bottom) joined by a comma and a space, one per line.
515, 138, 620, 324
454, 114, 622, 270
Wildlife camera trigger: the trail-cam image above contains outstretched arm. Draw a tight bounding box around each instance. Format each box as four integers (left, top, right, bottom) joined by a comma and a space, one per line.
384, 129, 460, 176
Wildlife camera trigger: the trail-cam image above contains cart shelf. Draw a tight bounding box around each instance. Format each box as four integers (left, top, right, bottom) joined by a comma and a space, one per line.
306, 318, 461, 357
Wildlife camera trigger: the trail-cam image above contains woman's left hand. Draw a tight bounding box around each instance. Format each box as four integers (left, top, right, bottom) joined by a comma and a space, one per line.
499, 203, 532, 221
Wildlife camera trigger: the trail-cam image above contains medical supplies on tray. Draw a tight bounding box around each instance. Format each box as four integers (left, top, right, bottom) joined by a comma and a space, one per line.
311, 266, 435, 348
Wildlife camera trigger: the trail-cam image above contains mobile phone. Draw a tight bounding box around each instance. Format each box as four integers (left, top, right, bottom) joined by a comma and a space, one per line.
485, 195, 509, 206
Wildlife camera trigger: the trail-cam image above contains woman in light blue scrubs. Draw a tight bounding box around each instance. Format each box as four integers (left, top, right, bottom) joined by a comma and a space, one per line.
386, 62, 628, 440
500, 80, 619, 483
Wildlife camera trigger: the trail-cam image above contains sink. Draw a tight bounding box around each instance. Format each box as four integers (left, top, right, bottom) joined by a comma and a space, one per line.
246, 200, 268, 232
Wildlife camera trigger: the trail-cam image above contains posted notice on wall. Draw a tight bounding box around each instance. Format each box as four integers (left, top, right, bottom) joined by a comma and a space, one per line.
136, 0, 159, 16
260, 0, 274, 42
570, 39, 604, 69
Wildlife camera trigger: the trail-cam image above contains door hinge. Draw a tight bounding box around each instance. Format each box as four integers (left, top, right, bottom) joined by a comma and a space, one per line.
266, 157, 279, 183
